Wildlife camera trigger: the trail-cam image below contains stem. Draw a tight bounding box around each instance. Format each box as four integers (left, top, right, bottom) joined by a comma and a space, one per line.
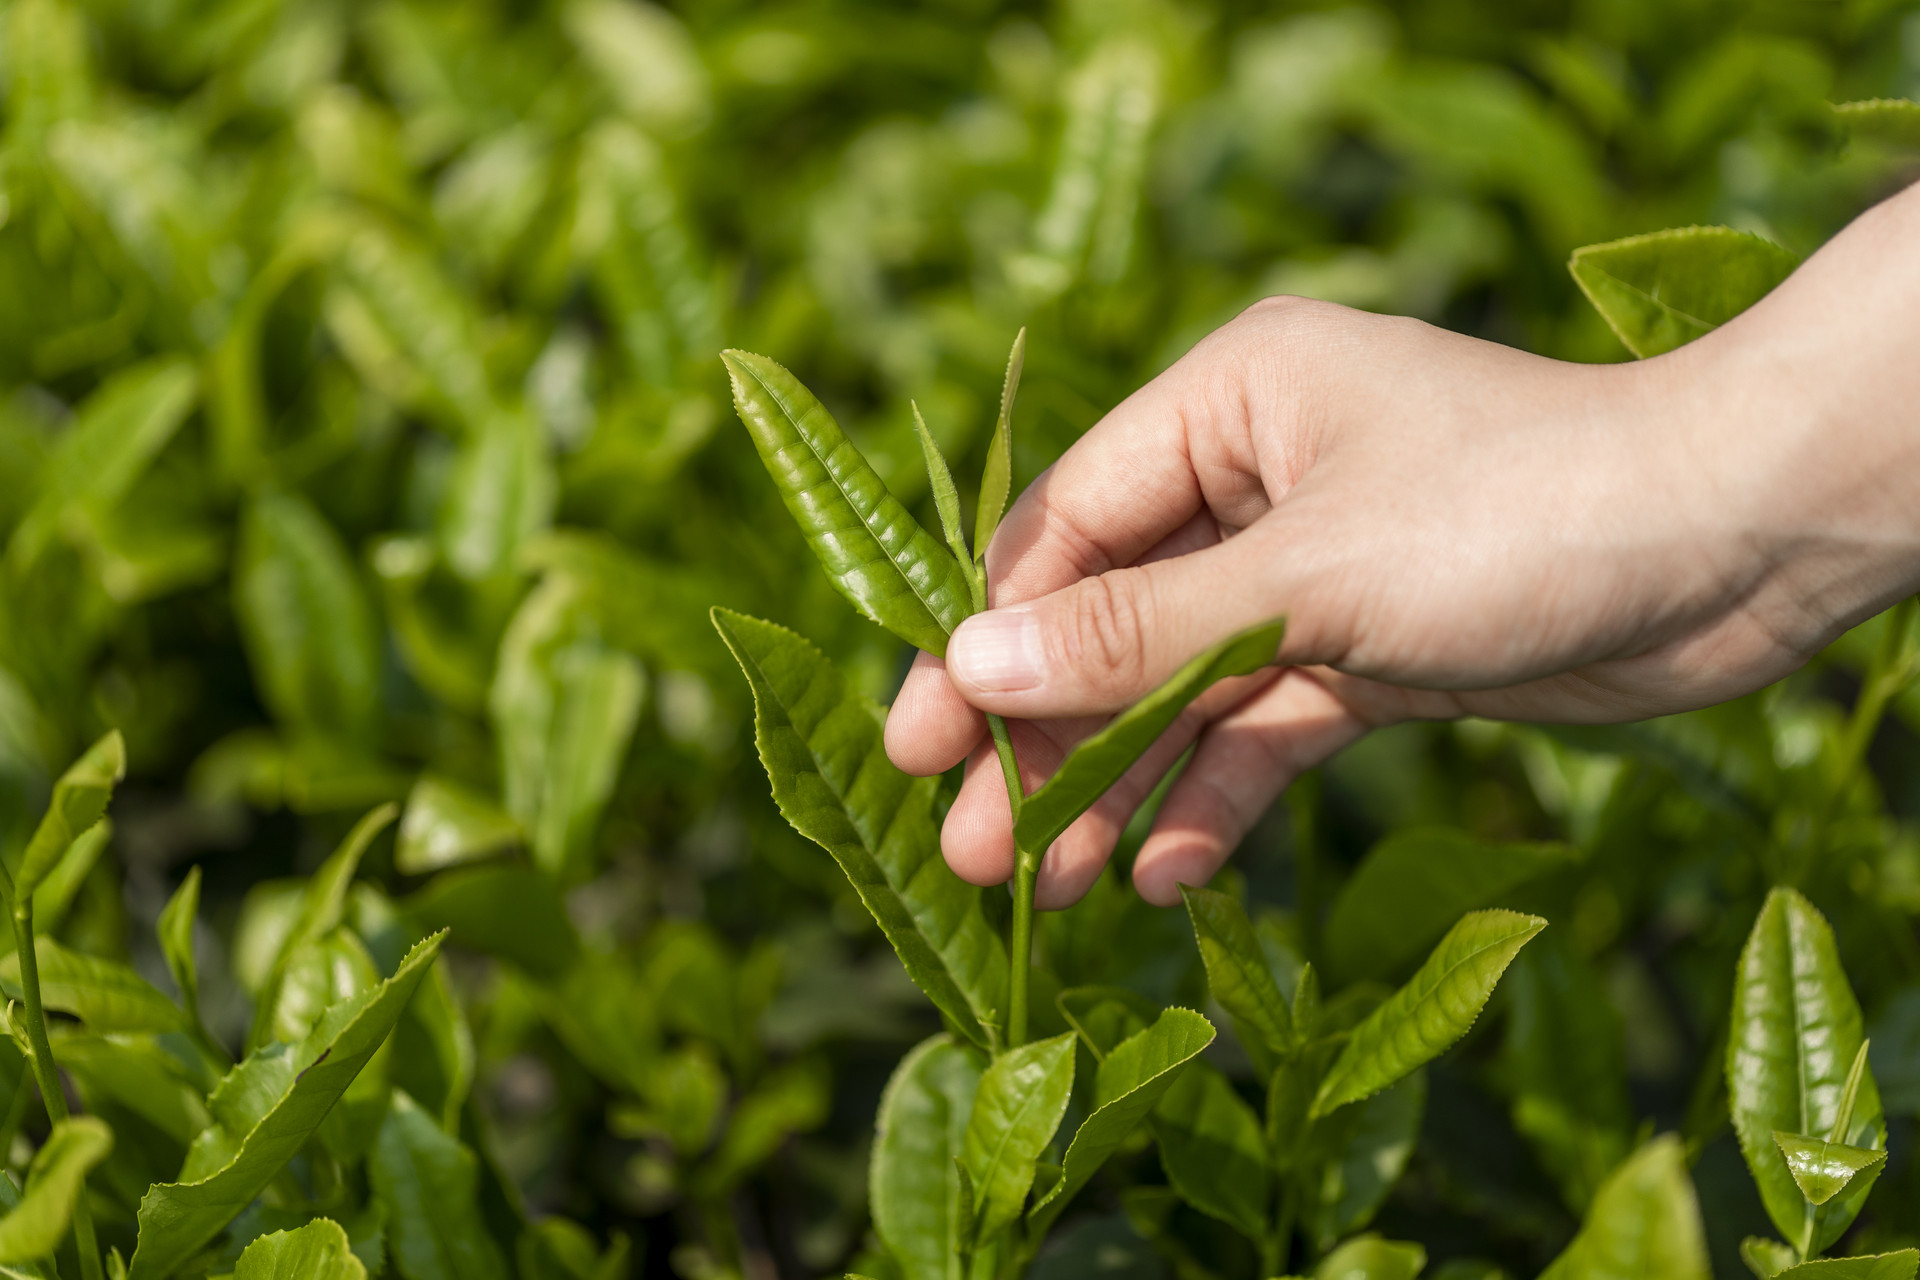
11, 898, 103, 1280
1290, 770, 1323, 970
988, 713, 1035, 1050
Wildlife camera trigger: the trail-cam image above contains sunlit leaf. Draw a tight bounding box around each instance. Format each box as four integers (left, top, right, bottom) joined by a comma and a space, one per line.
0, 1116, 113, 1264
1569, 227, 1799, 358
1179, 884, 1292, 1075
235, 1218, 368, 1280
1538, 1136, 1709, 1280
961, 1032, 1075, 1243
871, 1036, 982, 1280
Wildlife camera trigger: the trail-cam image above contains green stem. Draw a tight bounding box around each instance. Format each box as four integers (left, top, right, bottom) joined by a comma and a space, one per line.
988, 713, 1034, 1050
11, 898, 103, 1280
1291, 770, 1323, 971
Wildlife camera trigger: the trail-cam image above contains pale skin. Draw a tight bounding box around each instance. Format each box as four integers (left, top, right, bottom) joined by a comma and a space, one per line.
883, 180, 1920, 910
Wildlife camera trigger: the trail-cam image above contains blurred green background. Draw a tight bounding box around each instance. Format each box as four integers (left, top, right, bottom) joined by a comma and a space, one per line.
0, 0, 1918, 1274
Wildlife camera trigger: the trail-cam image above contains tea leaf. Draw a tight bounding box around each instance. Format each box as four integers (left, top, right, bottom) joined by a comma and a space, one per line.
370, 1090, 511, 1280
235, 491, 383, 744
1569, 227, 1799, 358
713, 609, 1007, 1045
871, 1036, 983, 1280
57, 1036, 211, 1146
1015, 620, 1284, 856
960, 1031, 1075, 1243
973, 328, 1024, 561
0, 1116, 113, 1264
1179, 885, 1293, 1074
157, 866, 201, 1025
515, 1218, 630, 1280
910, 402, 970, 572
720, 351, 974, 656
15, 729, 124, 900
1774, 1251, 1920, 1279
1308, 1071, 1426, 1248
1833, 98, 1920, 148
128, 932, 445, 1279
693, 1058, 830, 1196
1030, 1007, 1213, 1235
1538, 1135, 1709, 1280
235, 1218, 368, 1280
1057, 985, 1158, 1060
396, 776, 522, 875
1729, 888, 1884, 1252
1307, 1235, 1426, 1280
0, 938, 189, 1034
1312, 909, 1546, 1118
1326, 827, 1576, 983
1151, 1060, 1269, 1243
1771, 1131, 1885, 1206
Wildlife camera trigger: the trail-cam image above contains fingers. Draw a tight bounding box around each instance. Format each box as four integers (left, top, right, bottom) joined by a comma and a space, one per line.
884, 652, 983, 775
1131, 668, 1374, 905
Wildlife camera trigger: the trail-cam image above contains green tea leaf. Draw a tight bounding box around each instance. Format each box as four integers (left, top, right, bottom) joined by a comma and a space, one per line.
693, 1058, 830, 1196
960, 1031, 1075, 1243
0, 1115, 113, 1264
390, 957, 476, 1132
1312, 909, 1546, 1118
1308, 1071, 1426, 1248
0, 937, 190, 1034
251, 803, 397, 1049
1568, 227, 1799, 358
438, 407, 555, 583
7, 357, 198, 574
15, 729, 124, 899
235, 1218, 368, 1280
1179, 884, 1293, 1075
1015, 620, 1284, 856
1728, 888, 1884, 1252
1775, 1251, 1920, 1279
611, 1043, 724, 1153
57, 1036, 211, 1146
396, 776, 522, 875
720, 351, 974, 656
234, 490, 383, 744
157, 865, 201, 1025
1057, 986, 1157, 1060
1538, 1136, 1709, 1280
1326, 827, 1576, 984
370, 1090, 511, 1280
871, 1035, 983, 1280
1309, 1235, 1426, 1280
1833, 99, 1920, 148
1744, 1237, 1798, 1279
1771, 1131, 1885, 1206
910, 402, 970, 572
713, 609, 1007, 1045
128, 932, 445, 1280
974, 328, 1024, 560
1150, 1059, 1269, 1243
515, 1218, 629, 1280
1031, 1007, 1213, 1237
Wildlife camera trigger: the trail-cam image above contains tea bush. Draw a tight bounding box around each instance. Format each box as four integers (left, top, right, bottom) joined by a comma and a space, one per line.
0, 0, 1916, 1276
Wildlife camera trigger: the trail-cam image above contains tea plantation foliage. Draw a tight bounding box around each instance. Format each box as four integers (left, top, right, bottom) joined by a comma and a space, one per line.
0, 0, 1916, 1276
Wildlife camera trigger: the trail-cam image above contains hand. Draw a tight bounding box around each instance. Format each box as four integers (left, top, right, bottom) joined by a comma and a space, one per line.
884, 184, 1920, 909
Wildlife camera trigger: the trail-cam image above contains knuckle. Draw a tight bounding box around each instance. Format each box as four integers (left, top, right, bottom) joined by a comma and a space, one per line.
1061, 571, 1153, 696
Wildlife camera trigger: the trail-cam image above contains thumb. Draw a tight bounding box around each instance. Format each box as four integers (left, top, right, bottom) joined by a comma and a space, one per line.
945, 516, 1325, 718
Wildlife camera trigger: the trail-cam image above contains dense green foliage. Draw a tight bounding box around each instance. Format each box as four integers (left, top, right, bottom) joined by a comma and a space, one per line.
0, 0, 1916, 1275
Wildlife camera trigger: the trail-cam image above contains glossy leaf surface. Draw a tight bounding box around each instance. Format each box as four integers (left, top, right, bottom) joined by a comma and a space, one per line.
722, 350, 972, 655
1569, 227, 1799, 357
235, 1218, 369, 1280
1304, 1235, 1426, 1280
1029, 1007, 1214, 1234
1537, 1136, 1709, 1280
714, 608, 1006, 1044
911, 402, 970, 570
1728, 888, 1884, 1251
1776, 1252, 1920, 1280
1313, 909, 1546, 1117
0, 1116, 113, 1263
1771, 1130, 1885, 1205
1180, 885, 1293, 1073
128, 932, 444, 1279
960, 1031, 1075, 1242
1014, 620, 1284, 856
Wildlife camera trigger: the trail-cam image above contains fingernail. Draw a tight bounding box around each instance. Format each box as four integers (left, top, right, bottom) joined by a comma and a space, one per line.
949, 610, 1044, 692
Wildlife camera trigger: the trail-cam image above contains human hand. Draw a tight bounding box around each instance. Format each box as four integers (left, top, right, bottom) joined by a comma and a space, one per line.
884, 185, 1920, 908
